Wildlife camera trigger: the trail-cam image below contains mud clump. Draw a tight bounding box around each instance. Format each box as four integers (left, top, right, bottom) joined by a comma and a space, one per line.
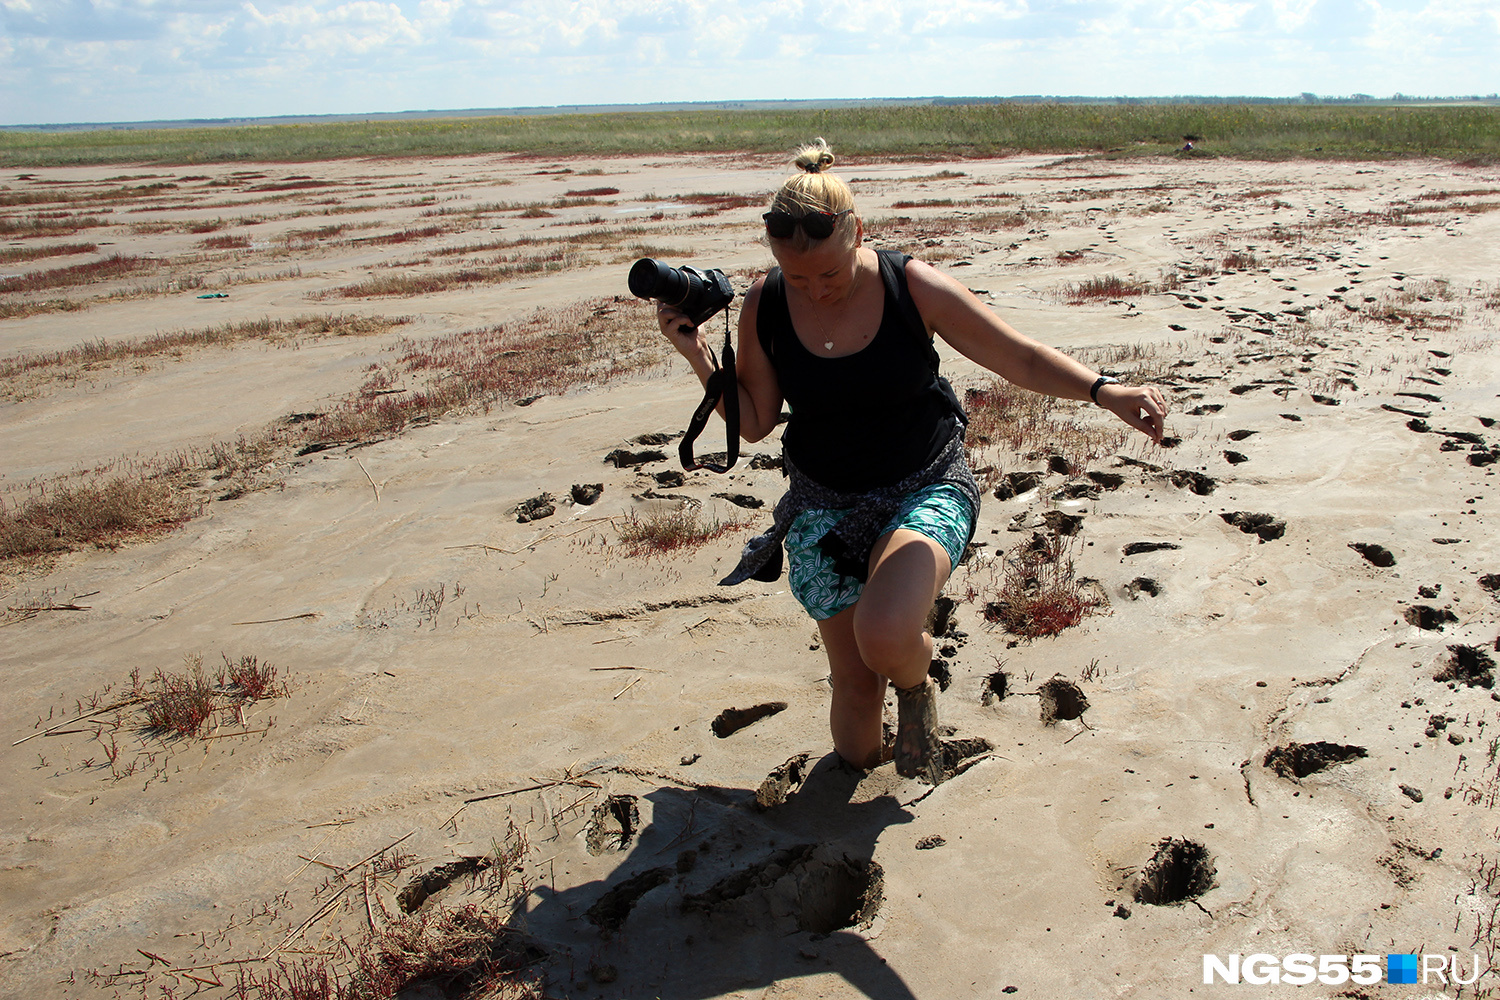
1350, 542, 1396, 567
1221, 511, 1286, 542
1039, 677, 1089, 724
681, 845, 883, 935
514, 493, 555, 523
1405, 605, 1457, 631
712, 702, 787, 738
754, 752, 812, 810
585, 866, 674, 931
1435, 645, 1496, 689
571, 483, 603, 505
585, 795, 640, 855
1264, 742, 1368, 780
397, 856, 492, 913
1133, 838, 1216, 905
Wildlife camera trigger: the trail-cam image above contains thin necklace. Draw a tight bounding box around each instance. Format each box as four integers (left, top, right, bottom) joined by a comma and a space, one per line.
809, 259, 861, 352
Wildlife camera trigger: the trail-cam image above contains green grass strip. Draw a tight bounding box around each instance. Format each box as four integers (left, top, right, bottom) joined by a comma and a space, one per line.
4, 104, 1500, 167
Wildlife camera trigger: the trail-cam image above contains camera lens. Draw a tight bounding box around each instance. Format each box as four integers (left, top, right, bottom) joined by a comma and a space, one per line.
628, 258, 694, 306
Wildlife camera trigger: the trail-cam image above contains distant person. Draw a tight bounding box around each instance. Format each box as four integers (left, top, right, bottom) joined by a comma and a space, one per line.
655, 139, 1166, 783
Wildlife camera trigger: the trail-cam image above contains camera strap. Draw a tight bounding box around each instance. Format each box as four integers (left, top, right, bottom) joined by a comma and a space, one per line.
680, 309, 738, 473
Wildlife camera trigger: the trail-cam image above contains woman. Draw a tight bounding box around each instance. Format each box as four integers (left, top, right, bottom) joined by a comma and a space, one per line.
657, 139, 1167, 783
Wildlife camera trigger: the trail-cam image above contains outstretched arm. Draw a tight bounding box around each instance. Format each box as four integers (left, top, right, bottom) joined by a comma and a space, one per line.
905, 258, 1167, 443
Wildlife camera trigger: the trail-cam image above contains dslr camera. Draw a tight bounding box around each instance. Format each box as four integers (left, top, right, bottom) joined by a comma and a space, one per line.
628, 258, 734, 329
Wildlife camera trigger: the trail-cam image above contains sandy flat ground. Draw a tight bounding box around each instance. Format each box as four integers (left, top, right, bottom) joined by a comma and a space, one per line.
2, 149, 1500, 999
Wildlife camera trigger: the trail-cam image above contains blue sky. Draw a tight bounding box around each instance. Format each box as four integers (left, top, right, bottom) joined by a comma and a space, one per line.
1, 0, 1496, 126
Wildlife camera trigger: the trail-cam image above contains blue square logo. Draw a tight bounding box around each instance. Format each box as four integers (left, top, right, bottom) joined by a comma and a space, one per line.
1388, 954, 1419, 984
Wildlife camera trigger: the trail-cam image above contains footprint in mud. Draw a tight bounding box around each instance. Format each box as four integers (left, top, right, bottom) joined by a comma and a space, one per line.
981, 671, 1008, 706
1041, 510, 1085, 536
681, 844, 883, 936
585, 865, 675, 932
1132, 838, 1216, 905
754, 752, 813, 810
654, 470, 686, 487
1187, 404, 1224, 415
926, 594, 959, 638
927, 658, 952, 692
585, 795, 641, 855
1350, 542, 1396, 567
1124, 577, 1162, 599
1039, 677, 1089, 725
397, 856, 492, 913
1087, 471, 1125, 490
604, 447, 666, 468
1263, 742, 1368, 780
713, 492, 765, 509
1481, 574, 1500, 596
1227, 429, 1257, 442
712, 702, 788, 738
1434, 646, 1496, 689
1170, 470, 1217, 496
1123, 541, 1181, 556
1053, 482, 1101, 501
940, 736, 993, 778
993, 471, 1042, 500
1405, 605, 1457, 631
632, 432, 679, 446
1223, 451, 1249, 465
1221, 511, 1286, 542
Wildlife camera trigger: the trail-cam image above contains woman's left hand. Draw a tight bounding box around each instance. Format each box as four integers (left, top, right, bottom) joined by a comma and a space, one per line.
1097, 383, 1168, 444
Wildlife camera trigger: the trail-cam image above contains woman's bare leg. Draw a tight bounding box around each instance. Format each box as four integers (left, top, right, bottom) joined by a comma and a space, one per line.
854, 528, 952, 782
853, 528, 951, 687
818, 607, 888, 769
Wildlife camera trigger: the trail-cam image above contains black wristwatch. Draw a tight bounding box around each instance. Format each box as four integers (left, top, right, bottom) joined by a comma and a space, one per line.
1090, 376, 1120, 404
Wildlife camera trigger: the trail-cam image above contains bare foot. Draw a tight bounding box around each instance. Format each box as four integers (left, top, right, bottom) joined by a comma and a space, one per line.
895, 678, 943, 785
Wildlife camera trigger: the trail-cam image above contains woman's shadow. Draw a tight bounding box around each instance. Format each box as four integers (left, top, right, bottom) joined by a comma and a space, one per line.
509, 752, 923, 1000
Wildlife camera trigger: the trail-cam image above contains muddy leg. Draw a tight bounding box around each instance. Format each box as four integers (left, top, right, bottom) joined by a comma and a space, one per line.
895, 677, 943, 784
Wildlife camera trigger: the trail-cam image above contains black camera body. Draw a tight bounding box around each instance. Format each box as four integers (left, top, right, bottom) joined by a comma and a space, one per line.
628, 258, 734, 329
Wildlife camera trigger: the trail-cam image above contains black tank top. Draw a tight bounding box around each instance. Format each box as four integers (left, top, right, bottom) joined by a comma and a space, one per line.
758, 250, 965, 493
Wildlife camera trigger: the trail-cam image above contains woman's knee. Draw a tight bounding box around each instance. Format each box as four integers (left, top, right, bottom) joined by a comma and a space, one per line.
850, 611, 928, 682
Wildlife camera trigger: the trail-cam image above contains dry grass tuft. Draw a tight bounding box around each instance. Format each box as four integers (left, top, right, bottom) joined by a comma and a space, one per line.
0, 242, 98, 263
963, 378, 1127, 477
1061, 274, 1155, 303
982, 533, 1105, 638
0, 313, 410, 397
617, 505, 748, 557
0, 253, 157, 294
0, 474, 197, 559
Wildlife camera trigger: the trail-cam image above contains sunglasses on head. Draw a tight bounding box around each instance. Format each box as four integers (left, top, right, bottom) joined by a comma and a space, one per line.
762, 208, 852, 240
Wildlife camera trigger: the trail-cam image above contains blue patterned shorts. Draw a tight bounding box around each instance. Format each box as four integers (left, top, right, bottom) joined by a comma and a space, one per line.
786, 483, 976, 621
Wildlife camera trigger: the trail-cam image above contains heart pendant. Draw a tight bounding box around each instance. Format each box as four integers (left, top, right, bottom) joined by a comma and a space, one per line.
824, 341, 834, 351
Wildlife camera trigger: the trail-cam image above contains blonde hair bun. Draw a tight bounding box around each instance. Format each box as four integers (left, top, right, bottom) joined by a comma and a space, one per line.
793, 137, 835, 174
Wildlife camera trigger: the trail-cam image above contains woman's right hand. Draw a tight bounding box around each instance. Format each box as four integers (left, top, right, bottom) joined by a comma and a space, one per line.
656, 303, 702, 355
